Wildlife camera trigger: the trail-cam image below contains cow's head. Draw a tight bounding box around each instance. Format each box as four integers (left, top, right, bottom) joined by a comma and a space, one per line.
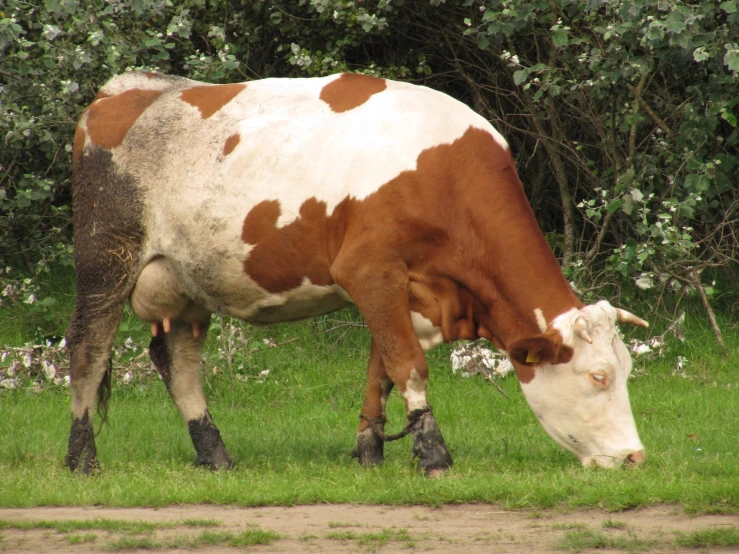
509, 300, 647, 468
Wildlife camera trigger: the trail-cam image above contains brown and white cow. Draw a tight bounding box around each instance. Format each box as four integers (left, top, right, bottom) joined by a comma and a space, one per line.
66, 71, 647, 475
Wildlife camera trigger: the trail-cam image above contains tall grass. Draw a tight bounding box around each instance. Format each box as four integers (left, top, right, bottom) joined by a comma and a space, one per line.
0, 272, 738, 511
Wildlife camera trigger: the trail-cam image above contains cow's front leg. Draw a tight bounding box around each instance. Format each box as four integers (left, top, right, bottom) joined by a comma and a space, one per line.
333, 253, 452, 475
353, 340, 394, 465
149, 316, 233, 470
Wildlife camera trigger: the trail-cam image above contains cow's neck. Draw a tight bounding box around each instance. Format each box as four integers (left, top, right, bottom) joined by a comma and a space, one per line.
444, 164, 581, 351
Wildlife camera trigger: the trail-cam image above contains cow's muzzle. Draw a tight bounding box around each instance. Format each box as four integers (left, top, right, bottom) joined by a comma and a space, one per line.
581, 448, 646, 468
624, 449, 646, 466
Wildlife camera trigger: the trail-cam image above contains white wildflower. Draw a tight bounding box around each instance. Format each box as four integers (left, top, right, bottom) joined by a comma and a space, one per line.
630, 341, 651, 356
41, 360, 56, 380
0, 378, 18, 390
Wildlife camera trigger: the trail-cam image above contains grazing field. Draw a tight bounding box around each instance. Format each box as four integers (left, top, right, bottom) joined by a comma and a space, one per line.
0, 270, 737, 515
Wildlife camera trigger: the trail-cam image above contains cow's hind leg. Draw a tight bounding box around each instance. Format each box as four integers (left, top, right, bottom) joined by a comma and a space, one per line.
353, 340, 394, 465
66, 297, 128, 473
67, 144, 146, 473
149, 317, 233, 470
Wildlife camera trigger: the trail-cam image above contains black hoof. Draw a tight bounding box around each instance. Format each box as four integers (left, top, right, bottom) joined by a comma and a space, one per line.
66, 412, 99, 474
65, 449, 99, 474
188, 411, 234, 471
411, 410, 453, 475
352, 427, 385, 466
195, 443, 234, 471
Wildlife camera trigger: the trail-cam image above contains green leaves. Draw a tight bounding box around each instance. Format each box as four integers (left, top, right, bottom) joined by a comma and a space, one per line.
513, 69, 528, 86
720, 108, 737, 127
550, 22, 569, 48
724, 43, 739, 72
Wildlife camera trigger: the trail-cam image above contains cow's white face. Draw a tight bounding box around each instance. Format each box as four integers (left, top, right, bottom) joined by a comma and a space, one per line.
518, 301, 645, 468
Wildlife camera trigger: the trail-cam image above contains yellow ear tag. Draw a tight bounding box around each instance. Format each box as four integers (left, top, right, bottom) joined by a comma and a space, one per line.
526, 352, 540, 364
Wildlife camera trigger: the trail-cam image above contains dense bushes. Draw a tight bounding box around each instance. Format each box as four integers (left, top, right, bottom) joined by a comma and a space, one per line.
1, 0, 737, 320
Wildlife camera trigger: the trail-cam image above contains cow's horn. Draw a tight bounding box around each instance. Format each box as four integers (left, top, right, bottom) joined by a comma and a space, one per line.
574, 316, 593, 344
616, 308, 649, 328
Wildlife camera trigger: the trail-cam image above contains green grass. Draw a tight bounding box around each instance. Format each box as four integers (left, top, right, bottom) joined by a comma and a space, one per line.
0, 516, 279, 550
356, 528, 415, 548
551, 523, 588, 530
180, 518, 221, 527
601, 518, 627, 529
328, 521, 365, 528
227, 528, 281, 546
1, 271, 739, 512
326, 530, 359, 540
103, 529, 280, 550
105, 536, 159, 550
555, 529, 653, 552
67, 533, 98, 544
0, 519, 168, 533
675, 527, 739, 548
327, 528, 415, 551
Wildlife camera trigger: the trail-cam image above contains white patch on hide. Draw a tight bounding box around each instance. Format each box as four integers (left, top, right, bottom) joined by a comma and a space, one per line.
534, 308, 547, 333
549, 307, 580, 347
243, 278, 353, 323
411, 311, 444, 350
403, 368, 428, 412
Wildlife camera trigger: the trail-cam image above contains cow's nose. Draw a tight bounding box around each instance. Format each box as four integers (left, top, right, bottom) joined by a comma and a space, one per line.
625, 449, 646, 466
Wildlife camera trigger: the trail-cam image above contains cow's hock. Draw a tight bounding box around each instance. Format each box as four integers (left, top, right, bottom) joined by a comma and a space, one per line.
65, 410, 98, 474
187, 411, 233, 470
410, 409, 453, 475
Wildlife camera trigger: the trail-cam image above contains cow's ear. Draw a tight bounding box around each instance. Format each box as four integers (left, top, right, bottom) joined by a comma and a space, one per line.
509, 331, 573, 366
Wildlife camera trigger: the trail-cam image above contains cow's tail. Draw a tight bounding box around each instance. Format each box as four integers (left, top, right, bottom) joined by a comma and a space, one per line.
95, 358, 113, 435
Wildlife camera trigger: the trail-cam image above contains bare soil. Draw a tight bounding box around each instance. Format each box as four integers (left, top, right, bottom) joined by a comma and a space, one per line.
0, 504, 737, 553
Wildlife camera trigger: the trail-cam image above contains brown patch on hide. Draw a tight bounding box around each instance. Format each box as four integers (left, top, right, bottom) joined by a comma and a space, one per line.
241, 198, 349, 293
86, 89, 163, 150
514, 363, 536, 385
509, 329, 574, 383
223, 133, 240, 156
180, 83, 246, 119
408, 279, 482, 343
320, 73, 387, 113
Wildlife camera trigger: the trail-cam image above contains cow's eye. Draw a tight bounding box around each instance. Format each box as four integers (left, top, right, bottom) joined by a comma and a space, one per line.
588, 371, 608, 388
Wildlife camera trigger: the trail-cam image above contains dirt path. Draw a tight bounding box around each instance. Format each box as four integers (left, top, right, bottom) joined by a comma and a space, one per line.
0, 504, 737, 553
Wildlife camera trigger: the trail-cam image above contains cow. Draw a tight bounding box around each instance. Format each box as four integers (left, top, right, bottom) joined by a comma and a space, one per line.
66, 71, 648, 476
